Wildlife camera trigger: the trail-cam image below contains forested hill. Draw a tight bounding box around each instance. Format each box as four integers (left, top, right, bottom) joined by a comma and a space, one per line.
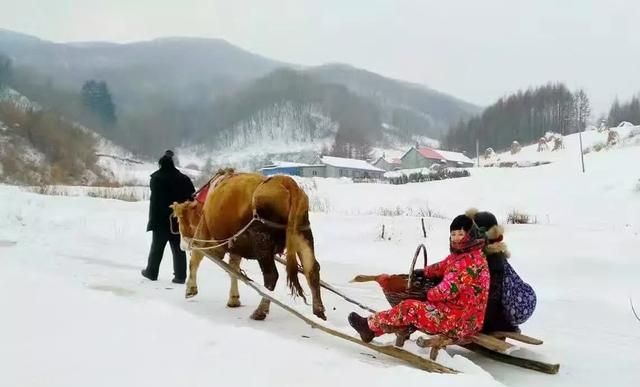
0, 29, 479, 157
445, 83, 592, 153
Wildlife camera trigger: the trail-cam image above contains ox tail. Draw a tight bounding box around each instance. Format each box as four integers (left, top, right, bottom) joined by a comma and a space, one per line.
284, 179, 306, 302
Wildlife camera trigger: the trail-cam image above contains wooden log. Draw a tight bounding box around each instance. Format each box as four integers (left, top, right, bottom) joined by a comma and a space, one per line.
490, 331, 543, 345
416, 335, 451, 348
418, 334, 514, 359
202, 253, 458, 374
415, 335, 455, 361
471, 333, 515, 353
462, 343, 560, 375
394, 330, 412, 347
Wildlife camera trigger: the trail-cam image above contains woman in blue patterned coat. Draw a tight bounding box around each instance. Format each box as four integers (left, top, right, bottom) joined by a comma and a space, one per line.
466, 208, 536, 333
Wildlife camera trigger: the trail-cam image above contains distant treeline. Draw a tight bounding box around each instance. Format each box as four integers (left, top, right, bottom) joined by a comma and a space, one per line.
444, 83, 591, 153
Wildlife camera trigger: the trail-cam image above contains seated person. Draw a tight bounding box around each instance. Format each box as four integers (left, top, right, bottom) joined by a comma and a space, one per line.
466, 208, 536, 333
347, 214, 490, 343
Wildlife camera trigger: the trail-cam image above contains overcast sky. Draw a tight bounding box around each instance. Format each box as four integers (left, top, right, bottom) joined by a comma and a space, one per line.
1, 0, 639, 115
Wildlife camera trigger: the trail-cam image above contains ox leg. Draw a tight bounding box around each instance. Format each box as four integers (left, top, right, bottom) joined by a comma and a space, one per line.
250, 297, 271, 321
297, 232, 327, 320
257, 256, 279, 291
185, 248, 226, 298
227, 254, 242, 308
185, 250, 204, 298
250, 257, 278, 321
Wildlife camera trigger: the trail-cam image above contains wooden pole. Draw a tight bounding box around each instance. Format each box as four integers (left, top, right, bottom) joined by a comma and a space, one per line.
201, 253, 458, 374
421, 218, 427, 238
630, 297, 640, 322
274, 255, 377, 313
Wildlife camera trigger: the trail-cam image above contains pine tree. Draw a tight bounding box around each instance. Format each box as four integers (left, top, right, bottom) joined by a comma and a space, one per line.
81, 80, 117, 127
608, 98, 621, 127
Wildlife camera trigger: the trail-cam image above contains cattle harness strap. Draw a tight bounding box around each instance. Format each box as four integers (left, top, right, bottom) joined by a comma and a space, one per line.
183, 208, 311, 252
173, 174, 311, 251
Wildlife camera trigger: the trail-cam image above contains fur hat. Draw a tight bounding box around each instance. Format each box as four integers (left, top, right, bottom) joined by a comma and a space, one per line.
465, 208, 510, 258
466, 208, 498, 231
450, 214, 473, 232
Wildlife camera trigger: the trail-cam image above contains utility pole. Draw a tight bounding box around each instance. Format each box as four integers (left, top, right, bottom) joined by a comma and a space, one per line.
578, 128, 585, 173
476, 138, 480, 167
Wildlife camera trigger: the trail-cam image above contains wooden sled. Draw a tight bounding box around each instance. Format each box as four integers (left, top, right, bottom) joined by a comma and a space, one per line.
412, 331, 559, 374
198, 252, 557, 375
346, 244, 560, 375
276, 255, 560, 375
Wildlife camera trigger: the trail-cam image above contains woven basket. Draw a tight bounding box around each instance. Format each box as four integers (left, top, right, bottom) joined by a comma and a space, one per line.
381, 243, 441, 307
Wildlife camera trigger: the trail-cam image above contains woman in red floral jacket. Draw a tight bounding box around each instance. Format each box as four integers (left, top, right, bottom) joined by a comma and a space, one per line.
348, 214, 490, 342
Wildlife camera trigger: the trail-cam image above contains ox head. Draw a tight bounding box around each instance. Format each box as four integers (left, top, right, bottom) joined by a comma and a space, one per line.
169, 200, 203, 251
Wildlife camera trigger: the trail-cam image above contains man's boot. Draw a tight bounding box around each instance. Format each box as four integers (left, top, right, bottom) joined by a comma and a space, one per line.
141, 269, 157, 281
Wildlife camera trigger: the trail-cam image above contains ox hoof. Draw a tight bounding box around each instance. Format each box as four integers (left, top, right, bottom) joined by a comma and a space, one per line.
313, 306, 327, 321
227, 297, 241, 308
314, 311, 327, 321
250, 310, 268, 321
185, 286, 198, 299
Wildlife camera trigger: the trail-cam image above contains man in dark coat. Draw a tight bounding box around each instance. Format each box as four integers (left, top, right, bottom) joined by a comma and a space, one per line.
141, 150, 195, 284
466, 208, 520, 333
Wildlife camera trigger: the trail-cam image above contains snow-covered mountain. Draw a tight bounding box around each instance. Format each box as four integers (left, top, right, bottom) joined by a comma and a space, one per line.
1, 29, 479, 161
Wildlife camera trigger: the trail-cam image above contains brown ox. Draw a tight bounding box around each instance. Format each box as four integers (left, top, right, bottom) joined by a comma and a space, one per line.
170, 170, 326, 321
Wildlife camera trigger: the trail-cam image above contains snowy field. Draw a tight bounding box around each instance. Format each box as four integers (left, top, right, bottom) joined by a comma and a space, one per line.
1, 129, 640, 387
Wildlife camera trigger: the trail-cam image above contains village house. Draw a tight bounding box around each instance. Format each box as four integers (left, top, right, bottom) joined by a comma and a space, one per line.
400, 145, 475, 169
318, 155, 385, 179
372, 155, 402, 171
259, 155, 385, 180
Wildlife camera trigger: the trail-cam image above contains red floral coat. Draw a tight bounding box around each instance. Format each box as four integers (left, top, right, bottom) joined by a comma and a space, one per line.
422, 243, 490, 339
368, 240, 490, 341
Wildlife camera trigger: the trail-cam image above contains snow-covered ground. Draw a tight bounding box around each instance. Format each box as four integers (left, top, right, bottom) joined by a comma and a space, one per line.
1, 128, 640, 387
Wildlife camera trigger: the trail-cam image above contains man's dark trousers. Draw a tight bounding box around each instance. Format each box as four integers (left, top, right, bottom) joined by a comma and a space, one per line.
144, 229, 187, 280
